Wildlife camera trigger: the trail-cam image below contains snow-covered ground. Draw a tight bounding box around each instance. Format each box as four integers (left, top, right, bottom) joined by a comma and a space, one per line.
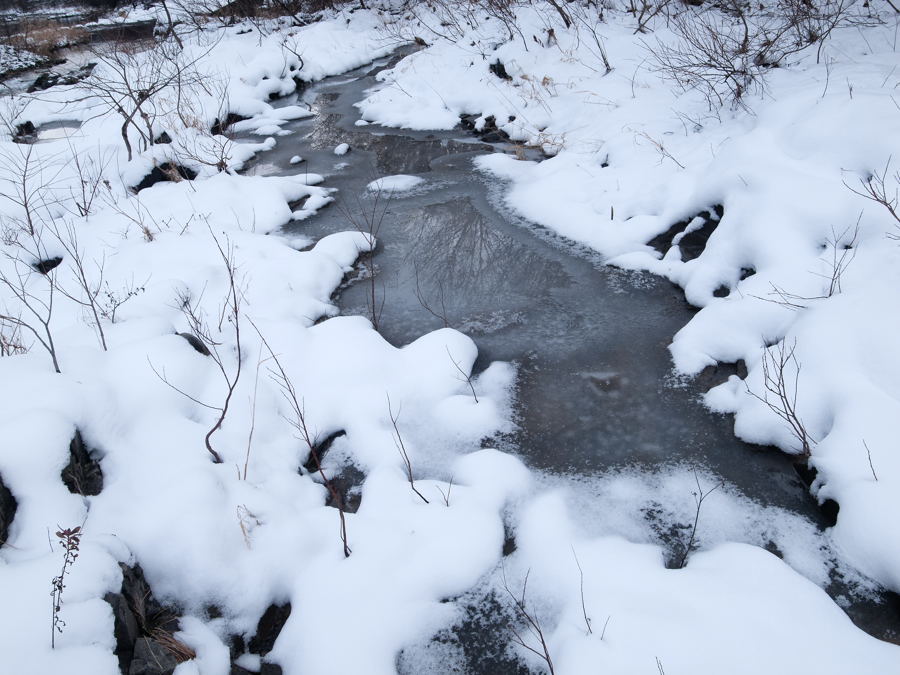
0, 2, 898, 674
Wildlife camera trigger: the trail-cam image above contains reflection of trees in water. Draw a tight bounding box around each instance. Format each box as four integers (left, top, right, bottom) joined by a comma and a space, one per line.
403, 198, 567, 302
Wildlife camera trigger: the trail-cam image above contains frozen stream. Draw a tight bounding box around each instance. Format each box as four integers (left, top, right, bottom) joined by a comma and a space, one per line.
243, 52, 898, 660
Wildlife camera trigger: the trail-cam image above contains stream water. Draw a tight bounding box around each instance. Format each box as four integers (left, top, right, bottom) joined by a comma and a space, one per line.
248, 51, 897, 663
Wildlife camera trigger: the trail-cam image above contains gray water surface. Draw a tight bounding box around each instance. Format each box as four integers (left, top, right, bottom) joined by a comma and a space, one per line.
245, 52, 898, 651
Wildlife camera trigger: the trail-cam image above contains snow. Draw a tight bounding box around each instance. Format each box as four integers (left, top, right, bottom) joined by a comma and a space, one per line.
367, 174, 425, 194
289, 154, 303, 164
0, 2, 898, 674
0, 44, 45, 77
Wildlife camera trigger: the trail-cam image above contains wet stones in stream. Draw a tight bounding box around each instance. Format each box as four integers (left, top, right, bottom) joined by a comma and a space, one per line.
457, 113, 511, 144
311, 112, 489, 175
27, 63, 95, 93
62, 429, 103, 496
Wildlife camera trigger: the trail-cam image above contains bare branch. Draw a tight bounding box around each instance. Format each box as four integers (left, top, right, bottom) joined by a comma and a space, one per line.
386, 394, 430, 504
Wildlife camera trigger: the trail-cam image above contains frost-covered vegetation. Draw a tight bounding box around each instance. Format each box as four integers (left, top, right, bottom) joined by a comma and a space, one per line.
0, 0, 899, 673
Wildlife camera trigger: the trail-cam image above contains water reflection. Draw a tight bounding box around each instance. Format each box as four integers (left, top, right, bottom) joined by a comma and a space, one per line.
402, 197, 570, 299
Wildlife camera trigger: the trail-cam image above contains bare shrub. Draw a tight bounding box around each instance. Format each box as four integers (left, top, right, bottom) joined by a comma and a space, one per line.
845, 160, 900, 237
446, 346, 479, 402
745, 338, 815, 457
50, 525, 82, 648
50, 221, 108, 350
0, 221, 62, 373
79, 37, 217, 161
252, 319, 351, 558
650, 0, 868, 110
627, 0, 672, 34
338, 190, 388, 332
502, 567, 555, 675
0, 319, 28, 356
674, 471, 722, 568
755, 219, 859, 309
387, 394, 430, 504
151, 231, 244, 464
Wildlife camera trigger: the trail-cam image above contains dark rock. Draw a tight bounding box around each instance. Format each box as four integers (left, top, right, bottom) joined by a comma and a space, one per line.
489, 60, 512, 81
33, 256, 63, 274
28, 72, 59, 92
457, 113, 479, 131
27, 63, 95, 93
739, 266, 756, 281
13, 120, 36, 143
129, 637, 179, 675
712, 285, 730, 298
585, 371, 624, 394
177, 332, 211, 356
211, 112, 249, 136
248, 603, 292, 656
479, 130, 509, 143
229, 634, 246, 662
693, 359, 747, 390
134, 163, 197, 192
0, 473, 16, 547
302, 430, 346, 473
646, 220, 687, 255
480, 115, 498, 132
646, 205, 724, 260
232, 664, 282, 675
107, 563, 197, 673
820, 498, 839, 527
154, 132, 172, 145
502, 523, 516, 556
792, 461, 839, 526
678, 212, 722, 261
457, 113, 509, 143
325, 464, 364, 514
61, 430, 103, 496
105, 591, 141, 673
